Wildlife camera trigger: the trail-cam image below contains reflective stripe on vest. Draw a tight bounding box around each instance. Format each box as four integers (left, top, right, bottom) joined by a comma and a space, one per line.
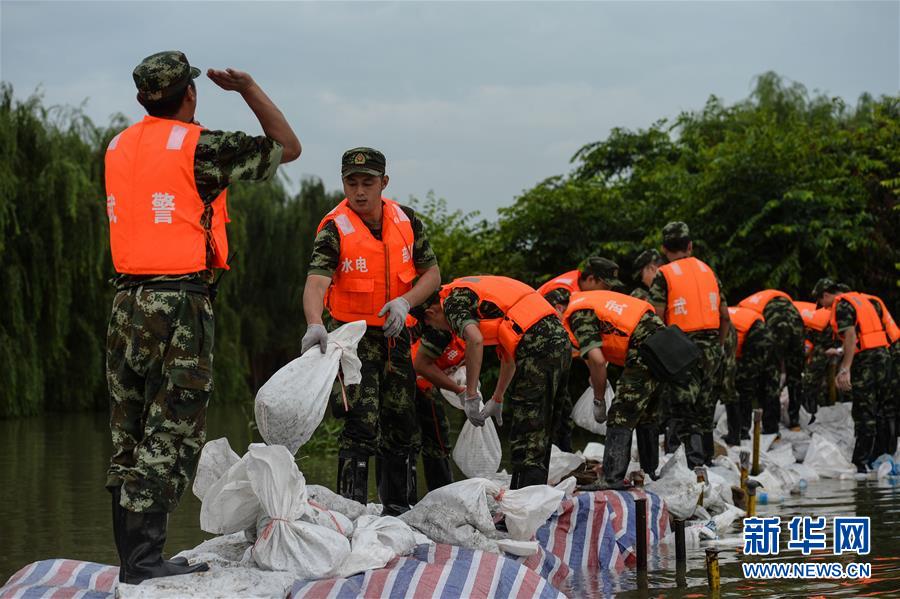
861, 294, 899, 344
793, 301, 831, 333
412, 336, 466, 392
830, 292, 890, 353
659, 257, 721, 332
439, 276, 556, 358
727, 306, 765, 358
739, 289, 793, 315
105, 116, 229, 274
318, 198, 417, 326
562, 290, 653, 367
537, 270, 581, 298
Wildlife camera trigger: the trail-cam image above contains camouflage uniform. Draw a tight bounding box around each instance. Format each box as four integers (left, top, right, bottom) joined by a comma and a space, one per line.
715, 324, 738, 406
834, 300, 892, 470
411, 324, 455, 491
802, 323, 837, 409
107, 54, 284, 514
760, 297, 806, 426
735, 319, 779, 437
538, 285, 576, 452
567, 310, 664, 429
630, 287, 651, 302
436, 289, 572, 488
309, 204, 437, 459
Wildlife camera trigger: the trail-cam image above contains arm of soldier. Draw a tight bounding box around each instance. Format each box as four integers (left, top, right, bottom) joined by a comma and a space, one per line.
302, 224, 340, 326
207, 68, 301, 162
303, 275, 331, 327
414, 342, 465, 394
584, 348, 609, 401
718, 299, 732, 345
491, 354, 516, 403
461, 324, 484, 398
648, 271, 668, 322
402, 265, 441, 309
400, 210, 441, 308
836, 328, 856, 392
569, 309, 606, 400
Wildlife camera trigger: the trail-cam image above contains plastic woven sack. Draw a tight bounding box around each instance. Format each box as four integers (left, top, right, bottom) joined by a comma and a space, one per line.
571, 382, 614, 435
255, 321, 366, 455
452, 406, 502, 478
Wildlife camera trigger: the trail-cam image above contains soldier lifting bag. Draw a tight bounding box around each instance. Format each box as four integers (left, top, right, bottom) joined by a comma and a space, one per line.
639, 325, 701, 381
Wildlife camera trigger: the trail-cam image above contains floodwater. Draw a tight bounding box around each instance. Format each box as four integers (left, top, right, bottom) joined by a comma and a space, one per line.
1, 409, 898, 597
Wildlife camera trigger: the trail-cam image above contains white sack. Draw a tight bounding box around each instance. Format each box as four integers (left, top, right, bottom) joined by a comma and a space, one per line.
439, 366, 476, 410
803, 432, 857, 478
255, 321, 366, 454
453, 409, 502, 478
338, 515, 417, 577
645, 445, 703, 520
496, 485, 565, 541
307, 485, 369, 521
571, 382, 614, 435
582, 442, 605, 462
193, 437, 241, 501
547, 445, 584, 485
200, 449, 262, 535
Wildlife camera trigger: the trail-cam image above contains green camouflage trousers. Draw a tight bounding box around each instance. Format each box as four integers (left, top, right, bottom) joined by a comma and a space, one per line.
329, 323, 416, 458
850, 347, 892, 466
802, 332, 834, 408
106, 288, 214, 514
735, 322, 779, 430
714, 325, 739, 406
507, 318, 572, 487
413, 387, 452, 460
553, 357, 585, 453
764, 298, 806, 388
665, 330, 723, 435
608, 315, 664, 429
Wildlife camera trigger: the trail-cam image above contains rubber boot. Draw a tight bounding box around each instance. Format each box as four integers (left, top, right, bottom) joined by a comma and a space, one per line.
664, 421, 680, 453
787, 384, 802, 429
685, 433, 706, 469
422, 456, 454, 492
511, 465, 548, 490
579, 427, 633, 491
762, 393, 781, 435
636, 425, 659, 479
337, 451, 369, 505
851, 431, 876, 474
119, 509, 209, 584
112, 486, 190, 572
739, 396, 752, 440
875, 417, 898, 460
407, 451, 419, 507
378, 454, 412, 516
723, 403, 742, 446
702, 431, 715, 466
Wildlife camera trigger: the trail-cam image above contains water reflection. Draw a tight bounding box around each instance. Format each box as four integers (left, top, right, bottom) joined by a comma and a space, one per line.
1, 410, 898, 598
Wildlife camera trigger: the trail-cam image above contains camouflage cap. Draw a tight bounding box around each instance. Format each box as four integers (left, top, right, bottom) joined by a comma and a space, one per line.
133, 51, 200, 102
662, 221, 691, 245
811, 277, 840, 299
632, 248, 663, 280
580, 256, 624, 290
342, 147, 386, 177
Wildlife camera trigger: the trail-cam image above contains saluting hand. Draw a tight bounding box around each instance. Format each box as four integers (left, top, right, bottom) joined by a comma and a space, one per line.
207, 68, 256, 93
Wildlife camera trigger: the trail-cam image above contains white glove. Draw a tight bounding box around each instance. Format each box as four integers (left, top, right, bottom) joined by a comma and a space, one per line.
378, 297, 411, 338
463, 393, 486, 427
301, 324, 328, 354
481, 399, 503, 427
593, 398, 607, 424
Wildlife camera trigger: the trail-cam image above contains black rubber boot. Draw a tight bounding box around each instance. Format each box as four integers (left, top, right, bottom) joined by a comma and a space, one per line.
378, 454, 412, 516
702, 431, 715, 466
511, 465, 548, 489
422, 456, 454, 492
875, 417, 898, 459
685, 433, 706, 469
580, 426, 633, 491
119, 509, 209, 584
664, 421, 680, 453
851, 431, 876, 474
112, 486, 190, 577
762, 393, 781, 434
636, 425, 659, 479
407, 451, 419, 507
723, 403, 742, 446
337, 451, 370, 505
739, 396, 752, 440
787, 384, 802, 429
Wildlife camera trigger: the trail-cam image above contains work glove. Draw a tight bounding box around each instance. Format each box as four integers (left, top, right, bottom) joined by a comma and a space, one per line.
301, 324, 328, 354
481, 398, 503, 427
593, 398, 607, 424
463, 393, 486, 427
378, 297, 411, 338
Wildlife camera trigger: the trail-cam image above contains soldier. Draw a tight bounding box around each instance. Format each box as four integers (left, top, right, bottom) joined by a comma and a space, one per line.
538, 257, 623, 452
858, 292, 899, 457
727, 307, 778, 442
419, 276, 571, 489
630, 248, 665, 302
793, 299, 835, 419
738, 290, 806, 430
649, 222, 730, 468
302, 148, 440, 515
824, 288, 892, 472
104, 51, 300, 583
561, 288, 667, 486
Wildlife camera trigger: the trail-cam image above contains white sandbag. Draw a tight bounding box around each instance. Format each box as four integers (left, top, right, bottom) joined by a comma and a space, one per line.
571, 382, 614, 435
200, 451, 261, 535
803, 432, 856, 478
645, 446, 703, 520
808, 403, 855, 461
338, 515, 417, 577
453, 409, 502, 478
193, 437, 241, 501
247, 445, 351, 577
763, 441, 797, 468
554, 476, 577, 496
439, 366, 474, 410
786, 462, 820, 483
582, 442, 605, 461
305, 503, 354, 537
255, 321, 366, 454
307, 485, 370, 521
496, 484, 565, 541
547, 445, 584, 485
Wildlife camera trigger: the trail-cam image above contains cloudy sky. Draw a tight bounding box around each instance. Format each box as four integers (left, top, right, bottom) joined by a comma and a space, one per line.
2, 1, 897, 217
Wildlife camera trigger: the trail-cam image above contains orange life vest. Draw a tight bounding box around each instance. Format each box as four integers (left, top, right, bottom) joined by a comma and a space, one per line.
412, 336, 467, 392
830, 292, 890, 353
104, 116, 229, 274
537, 270, 581, 298
562, 290, 653, 367
861, 294, 899, 344
658, 257, 721, 332
739, 289, 793, 315
439, 276, 556, 358
727, 306, 765, 358
793, 301, 831, 333
318, 198, 418, 326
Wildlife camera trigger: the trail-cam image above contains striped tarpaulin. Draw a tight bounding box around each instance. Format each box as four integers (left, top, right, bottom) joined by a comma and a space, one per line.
0, 559, 118, 599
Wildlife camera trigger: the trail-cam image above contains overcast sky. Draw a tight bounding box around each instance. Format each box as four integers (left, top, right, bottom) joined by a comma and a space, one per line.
2, 1, 897, 217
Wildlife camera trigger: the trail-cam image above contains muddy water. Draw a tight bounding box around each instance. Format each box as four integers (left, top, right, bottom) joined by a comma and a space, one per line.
1, 410, 898, 597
